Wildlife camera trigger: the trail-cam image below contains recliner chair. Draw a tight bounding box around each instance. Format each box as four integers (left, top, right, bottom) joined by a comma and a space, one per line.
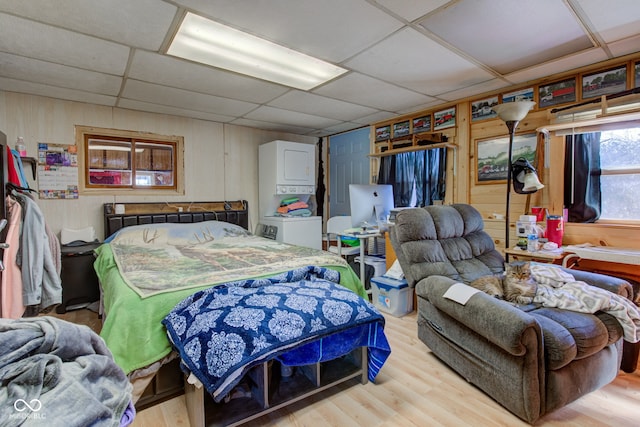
389, 204, 633, 423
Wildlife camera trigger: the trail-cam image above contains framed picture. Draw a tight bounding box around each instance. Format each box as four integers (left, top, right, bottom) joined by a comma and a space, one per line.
538, 77, 576, 108
502, 87, 534, 103
393, 120, 410, 138
471, 96, 498, 121
635, 61, 640, 88
434, 107, 455, 130
375, 125, 391, 141
476, 132, 537, 184
412, 115, 431, 133
582, 65, 627, 99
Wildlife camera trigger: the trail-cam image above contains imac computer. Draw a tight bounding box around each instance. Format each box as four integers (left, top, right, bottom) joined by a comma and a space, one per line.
348, 184, 394, 229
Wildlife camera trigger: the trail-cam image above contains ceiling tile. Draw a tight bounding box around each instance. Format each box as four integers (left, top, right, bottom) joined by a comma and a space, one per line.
118, 99, 236, 123
504, 48, 609, 85
0, 0, 176, 50
576, 0, 640, 43
419, 0, 594, 75
437, 78, 510, 102
0, 52, 122, 95
314, 72, 435, 111
244, 106, 342, 129
396, 100, 449, 116
0, 76, 116, 106
317, 122, 367, 135
374, 0, 449, 22
0, 13, 129, 75
606, 34, 640, 57
230, 117, 316, 135
267, 91, 379, 121
128, 50, 290, 104
353, 111, 399, 125
346, 27, 495, 96
121, 80, 259, 116
172, 0, 404, 62
0, 1, 638, 137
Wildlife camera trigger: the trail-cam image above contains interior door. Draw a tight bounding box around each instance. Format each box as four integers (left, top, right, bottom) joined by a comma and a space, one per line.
329, 127, 371, 217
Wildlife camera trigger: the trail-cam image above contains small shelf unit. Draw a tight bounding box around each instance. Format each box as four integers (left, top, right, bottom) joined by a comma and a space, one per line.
185, 347, 367, 427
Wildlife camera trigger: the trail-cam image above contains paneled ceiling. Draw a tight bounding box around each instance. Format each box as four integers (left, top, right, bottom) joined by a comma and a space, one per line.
1, 0, 639, 137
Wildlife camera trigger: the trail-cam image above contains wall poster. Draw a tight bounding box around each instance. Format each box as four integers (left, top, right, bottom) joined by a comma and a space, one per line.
37, 143, 79, 199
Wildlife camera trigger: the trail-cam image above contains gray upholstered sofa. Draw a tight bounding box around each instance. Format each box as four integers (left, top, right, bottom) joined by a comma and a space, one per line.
389, 204, 633, 423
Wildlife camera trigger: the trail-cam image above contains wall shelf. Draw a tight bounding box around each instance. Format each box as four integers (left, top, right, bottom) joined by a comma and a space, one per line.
21, 156, 37, 179
369, 141, 457, 157
372, 131, 455, 157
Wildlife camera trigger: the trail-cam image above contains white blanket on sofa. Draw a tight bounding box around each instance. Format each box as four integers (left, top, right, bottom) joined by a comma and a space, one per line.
530, 265, 640, 343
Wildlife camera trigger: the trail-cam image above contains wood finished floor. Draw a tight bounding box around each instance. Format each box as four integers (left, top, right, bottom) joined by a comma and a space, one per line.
52, 309, 640, 427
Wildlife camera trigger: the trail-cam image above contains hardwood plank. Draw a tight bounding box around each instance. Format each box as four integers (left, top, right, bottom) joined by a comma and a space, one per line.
51, 308, 640, 427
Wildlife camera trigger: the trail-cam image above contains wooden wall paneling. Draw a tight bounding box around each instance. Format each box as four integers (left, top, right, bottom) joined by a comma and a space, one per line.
151, 148, 172, 171
136, 148, 152, 170
564, 222, 640, 247
454, 102, 469, 204
545, 132, 566, 216
482, 218, 505, 248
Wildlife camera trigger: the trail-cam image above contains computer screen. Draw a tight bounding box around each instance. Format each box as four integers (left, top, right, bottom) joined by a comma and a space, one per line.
348, 184, 394, 228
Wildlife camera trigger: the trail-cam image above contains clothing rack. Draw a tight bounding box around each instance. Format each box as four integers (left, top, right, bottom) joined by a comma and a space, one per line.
0, 142, 63, 318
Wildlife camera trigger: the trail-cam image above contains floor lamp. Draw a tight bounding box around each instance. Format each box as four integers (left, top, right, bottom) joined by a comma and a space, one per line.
492, 101, 536, 258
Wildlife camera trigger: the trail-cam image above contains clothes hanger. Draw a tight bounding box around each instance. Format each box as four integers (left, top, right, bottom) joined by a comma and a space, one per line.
6, 182, 36, 194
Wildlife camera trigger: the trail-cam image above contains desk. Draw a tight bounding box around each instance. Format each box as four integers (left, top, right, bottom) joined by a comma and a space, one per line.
562, 245, 640, 373
339, 230, 381, 294
504, 247, 566, 264
563, 245, 640, 268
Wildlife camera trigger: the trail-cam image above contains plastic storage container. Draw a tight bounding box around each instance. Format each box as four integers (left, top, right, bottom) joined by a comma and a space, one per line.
370, 276, 413, 317
354, 255, 386, 277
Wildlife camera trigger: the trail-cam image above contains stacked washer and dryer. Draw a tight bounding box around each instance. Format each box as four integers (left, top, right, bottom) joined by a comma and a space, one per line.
257, 140, 322, 249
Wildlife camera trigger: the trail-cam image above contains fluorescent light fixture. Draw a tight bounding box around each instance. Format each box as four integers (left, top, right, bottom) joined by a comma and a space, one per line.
167, 12, 348, 90
90, 145, 143, 153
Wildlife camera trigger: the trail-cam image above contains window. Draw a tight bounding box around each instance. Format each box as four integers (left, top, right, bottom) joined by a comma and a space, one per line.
599, 127, 640, 220
75, 126, 184, 194
377, 148, 447, 207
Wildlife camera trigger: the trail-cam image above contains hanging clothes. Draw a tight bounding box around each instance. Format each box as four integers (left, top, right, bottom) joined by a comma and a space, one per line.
12, 191, 62, 312
6, 145, 22, 187
0, 196, 25, 318
11, 148, 30, 188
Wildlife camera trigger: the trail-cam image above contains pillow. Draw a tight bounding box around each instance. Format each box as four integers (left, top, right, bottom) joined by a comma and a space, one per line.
106, 220, 250, 245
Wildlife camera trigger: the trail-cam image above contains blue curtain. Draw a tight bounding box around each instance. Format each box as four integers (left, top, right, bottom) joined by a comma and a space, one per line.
377, 148, 447, 207
564, 133, 601, 222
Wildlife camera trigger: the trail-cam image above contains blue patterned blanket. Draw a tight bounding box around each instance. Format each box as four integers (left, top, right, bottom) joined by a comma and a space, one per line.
162, 266, 391, 402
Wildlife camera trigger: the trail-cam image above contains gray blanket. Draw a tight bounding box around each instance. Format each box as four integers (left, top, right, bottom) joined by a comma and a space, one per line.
531, 264, 640, 342
0, 317, 132, 427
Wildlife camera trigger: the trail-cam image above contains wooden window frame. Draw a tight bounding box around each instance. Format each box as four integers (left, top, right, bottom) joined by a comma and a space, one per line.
75, 125, 184, 195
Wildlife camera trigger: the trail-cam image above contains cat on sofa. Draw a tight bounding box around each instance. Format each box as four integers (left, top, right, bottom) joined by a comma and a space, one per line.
469, 261, 537, 305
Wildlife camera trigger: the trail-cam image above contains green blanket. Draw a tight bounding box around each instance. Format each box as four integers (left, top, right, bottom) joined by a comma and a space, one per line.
95, 244, 365, 374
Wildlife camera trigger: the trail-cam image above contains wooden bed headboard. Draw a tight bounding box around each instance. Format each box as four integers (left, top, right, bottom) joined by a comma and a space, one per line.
103, 200, 249, 239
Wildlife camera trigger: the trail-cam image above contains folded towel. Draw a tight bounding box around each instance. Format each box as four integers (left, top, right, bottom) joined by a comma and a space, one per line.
280, 197, 300, 206
285, 201, 309, 211
288, 208, 312, 217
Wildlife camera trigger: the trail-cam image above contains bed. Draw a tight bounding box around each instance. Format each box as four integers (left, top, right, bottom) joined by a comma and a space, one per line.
95, 201, 390, 426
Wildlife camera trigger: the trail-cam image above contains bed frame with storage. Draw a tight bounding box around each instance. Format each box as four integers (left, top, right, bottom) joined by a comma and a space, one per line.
102, 201, 369, 426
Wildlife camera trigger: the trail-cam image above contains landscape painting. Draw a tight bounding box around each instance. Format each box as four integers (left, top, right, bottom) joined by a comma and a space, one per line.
476, 133, 537, 183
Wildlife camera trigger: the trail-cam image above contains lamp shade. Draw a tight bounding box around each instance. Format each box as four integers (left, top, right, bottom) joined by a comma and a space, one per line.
521, 170, 545, 192
492, 101, 536, 122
